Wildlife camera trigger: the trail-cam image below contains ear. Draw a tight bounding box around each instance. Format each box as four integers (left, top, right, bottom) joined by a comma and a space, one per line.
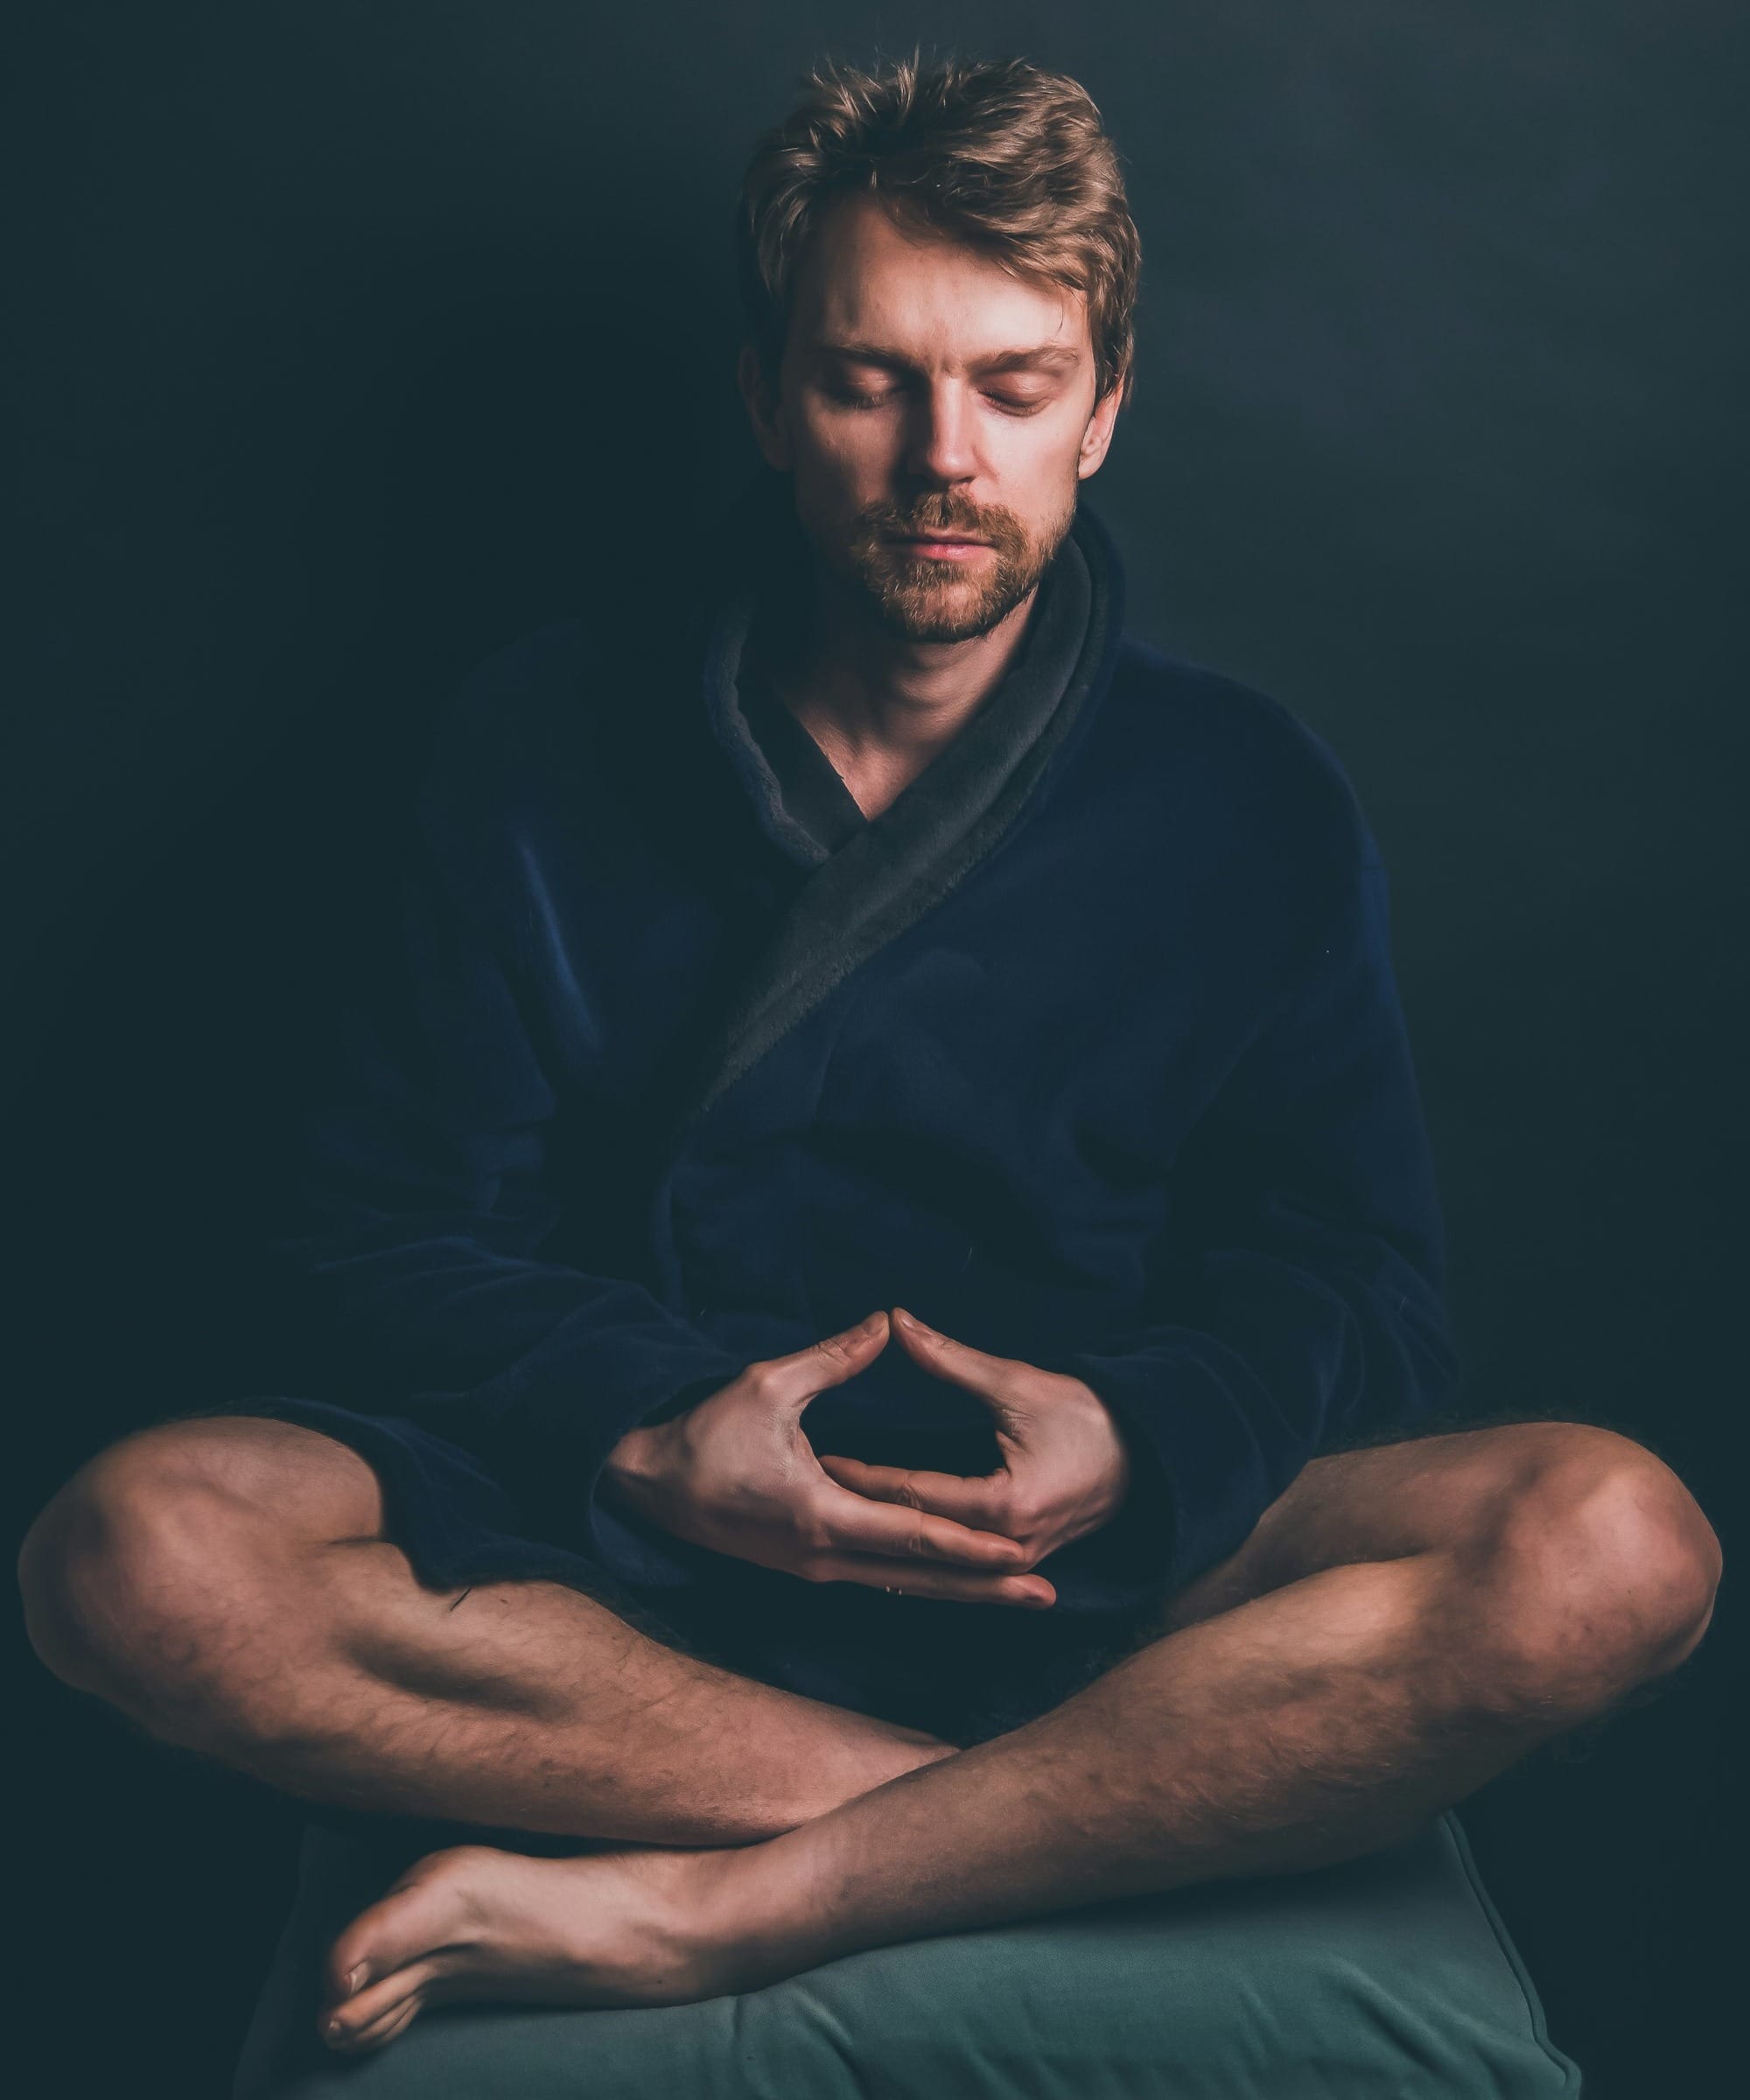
737, 340, 793, 472
1075, 364, 1128, 482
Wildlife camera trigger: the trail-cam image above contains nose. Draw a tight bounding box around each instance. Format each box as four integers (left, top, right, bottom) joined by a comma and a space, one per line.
902, 378, 979, 489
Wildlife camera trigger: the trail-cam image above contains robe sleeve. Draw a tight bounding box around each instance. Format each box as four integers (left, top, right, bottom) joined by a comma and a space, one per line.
1053, 842, 1459, 1599
267, 708, 758, 1563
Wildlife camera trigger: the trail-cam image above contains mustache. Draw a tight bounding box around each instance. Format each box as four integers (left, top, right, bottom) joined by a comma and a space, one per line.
872, 510, 1011, 546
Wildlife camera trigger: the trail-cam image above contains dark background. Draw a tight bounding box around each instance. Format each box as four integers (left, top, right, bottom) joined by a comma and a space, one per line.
9, 4, 1743, 2093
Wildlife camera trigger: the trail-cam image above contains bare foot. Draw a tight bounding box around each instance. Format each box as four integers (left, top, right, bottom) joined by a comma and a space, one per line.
319, 1842, 746, 2053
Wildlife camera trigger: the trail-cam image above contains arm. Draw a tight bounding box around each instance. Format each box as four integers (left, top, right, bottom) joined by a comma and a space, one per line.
268, 706, 758, 1570
1051, 840, 1459, 1599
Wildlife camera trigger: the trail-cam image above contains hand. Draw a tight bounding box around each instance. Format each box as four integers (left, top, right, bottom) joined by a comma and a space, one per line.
599, 1312, 1056, 1606
815, 1308, 1133, 1589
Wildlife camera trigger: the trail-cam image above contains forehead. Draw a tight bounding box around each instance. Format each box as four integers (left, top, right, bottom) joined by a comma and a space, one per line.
788, 190, 1090, 370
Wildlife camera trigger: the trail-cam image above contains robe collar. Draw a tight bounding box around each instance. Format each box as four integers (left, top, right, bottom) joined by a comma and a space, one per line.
671, 471, 1124, 1132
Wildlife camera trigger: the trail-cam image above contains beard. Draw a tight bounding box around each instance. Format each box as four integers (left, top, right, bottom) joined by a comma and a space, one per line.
828, 492, 1077, 644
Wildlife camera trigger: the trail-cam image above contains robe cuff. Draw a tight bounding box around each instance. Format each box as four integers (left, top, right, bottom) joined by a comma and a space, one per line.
466, 1320, 752, 1580
1059, 1347, 1274, 1595
583, 1368, 734, 1590
573, 1306, 822, 1590
1007, 1355, 1181, 1614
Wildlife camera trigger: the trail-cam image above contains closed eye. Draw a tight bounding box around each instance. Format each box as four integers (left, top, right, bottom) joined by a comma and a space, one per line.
827, 386, 1045, 418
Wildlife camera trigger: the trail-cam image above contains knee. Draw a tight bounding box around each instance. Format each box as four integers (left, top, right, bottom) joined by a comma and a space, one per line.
18, 1420, 299, 1741
1474, 1426, 1722, 1717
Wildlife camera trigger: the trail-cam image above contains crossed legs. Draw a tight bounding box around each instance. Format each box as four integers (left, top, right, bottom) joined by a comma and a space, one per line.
312, 1417, 1719, 2047
18, 1415, 956, 1846
19, 1412, 1721, 2054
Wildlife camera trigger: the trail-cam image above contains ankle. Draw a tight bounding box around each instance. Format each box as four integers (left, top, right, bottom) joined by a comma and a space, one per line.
689, 1835, 818, 1998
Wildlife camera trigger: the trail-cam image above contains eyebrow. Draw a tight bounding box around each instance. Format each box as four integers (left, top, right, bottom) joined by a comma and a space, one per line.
811, 340, 1082, 376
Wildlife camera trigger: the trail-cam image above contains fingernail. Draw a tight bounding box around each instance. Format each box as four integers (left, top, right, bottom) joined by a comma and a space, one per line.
346, 1964, 370, 1992
895, 1308, 925, 1331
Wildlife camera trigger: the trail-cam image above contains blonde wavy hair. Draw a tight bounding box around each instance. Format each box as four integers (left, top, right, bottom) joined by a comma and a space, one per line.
734, 47, 1141, 414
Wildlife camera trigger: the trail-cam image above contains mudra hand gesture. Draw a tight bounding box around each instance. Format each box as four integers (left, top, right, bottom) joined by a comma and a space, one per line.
601, 1306, 1133, 1607
817, 1307, 1135, 1597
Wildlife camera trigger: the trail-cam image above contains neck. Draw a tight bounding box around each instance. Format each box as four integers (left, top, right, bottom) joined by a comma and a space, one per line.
766, 556, 1044, 819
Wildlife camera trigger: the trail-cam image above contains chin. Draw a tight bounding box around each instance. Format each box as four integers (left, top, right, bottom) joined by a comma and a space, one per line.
856, 555, 1018, 640
888, 606, 1008, 644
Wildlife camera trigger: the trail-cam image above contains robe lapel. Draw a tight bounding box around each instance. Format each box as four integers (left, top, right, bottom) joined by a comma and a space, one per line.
668, 483, 1124, 1142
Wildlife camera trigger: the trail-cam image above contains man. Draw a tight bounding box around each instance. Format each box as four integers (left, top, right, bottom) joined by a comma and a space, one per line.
19, 50, 1720, 2056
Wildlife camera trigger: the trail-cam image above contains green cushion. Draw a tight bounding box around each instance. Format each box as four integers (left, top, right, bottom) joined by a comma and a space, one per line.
234, 1811, 1582, 2098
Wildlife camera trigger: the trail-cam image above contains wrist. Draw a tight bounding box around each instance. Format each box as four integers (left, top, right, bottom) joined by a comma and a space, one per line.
1060, 1376, 1134, 1520
601, 1421, 667, 1508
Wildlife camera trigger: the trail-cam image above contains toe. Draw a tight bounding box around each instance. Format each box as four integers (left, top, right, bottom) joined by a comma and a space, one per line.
321, 1963, 445, 2052
324, 1845, 489, 2010
348, 1997, 424, 2053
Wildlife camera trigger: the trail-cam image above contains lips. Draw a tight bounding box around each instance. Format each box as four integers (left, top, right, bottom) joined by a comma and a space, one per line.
896, 532, 990, 546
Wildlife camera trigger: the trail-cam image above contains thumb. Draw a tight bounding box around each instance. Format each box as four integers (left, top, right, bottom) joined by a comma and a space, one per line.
761, 1311, 891, 1411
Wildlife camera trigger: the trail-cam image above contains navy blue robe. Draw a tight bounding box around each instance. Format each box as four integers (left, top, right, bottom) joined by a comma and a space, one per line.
255, 470, 1457, 1740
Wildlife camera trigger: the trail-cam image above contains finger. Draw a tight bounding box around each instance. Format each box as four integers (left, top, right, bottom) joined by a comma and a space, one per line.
813, 1551, 1055, 1608
816, 1453, 1009, 1531
891, 1308, 1022, 1402
813, 1477, 1029, 1570
756, 1312, 891, 1410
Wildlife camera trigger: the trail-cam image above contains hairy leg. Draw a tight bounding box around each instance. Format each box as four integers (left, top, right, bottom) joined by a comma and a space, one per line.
312, 1420, 1721, 2048
18, 1416, 955, 1845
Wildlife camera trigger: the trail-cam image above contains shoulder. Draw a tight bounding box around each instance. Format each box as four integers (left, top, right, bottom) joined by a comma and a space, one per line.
1110, 638, 1374, 838
425, 618, 603, 781
416, 612, 690, 829
408, 611, 727, 904
1073, 637, 1390, 970
1101, 635, 1382, 871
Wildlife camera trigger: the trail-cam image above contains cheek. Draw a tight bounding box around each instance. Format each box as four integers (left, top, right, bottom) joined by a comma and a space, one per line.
788, 394, 869, 452
992, 414, 1085, 484
791, 430, 893, 536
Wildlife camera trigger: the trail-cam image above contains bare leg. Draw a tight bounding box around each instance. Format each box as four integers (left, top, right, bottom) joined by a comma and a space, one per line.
18, 1416, 956, 1845
313, 1421, 1720, 2051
